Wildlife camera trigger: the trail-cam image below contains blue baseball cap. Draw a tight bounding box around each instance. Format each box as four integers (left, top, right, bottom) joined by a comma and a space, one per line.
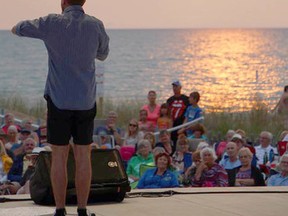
172, 80, 182, 87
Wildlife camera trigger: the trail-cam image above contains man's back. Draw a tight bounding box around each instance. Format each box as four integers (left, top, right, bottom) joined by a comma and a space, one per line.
14, 5, 109, 110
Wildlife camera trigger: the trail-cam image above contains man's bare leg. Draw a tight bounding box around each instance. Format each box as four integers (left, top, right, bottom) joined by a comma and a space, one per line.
73, 144, 92, 209
51, 145, 70, 209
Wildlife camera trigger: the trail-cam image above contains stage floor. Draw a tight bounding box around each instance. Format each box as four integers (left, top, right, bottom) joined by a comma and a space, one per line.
1, 187, 288, 216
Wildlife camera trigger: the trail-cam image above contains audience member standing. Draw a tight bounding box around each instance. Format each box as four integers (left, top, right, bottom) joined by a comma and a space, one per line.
178, 92, 203, 137
273, 85, 288, 114
141, 91, 160, 130
157, 103, 173, 131
138, 109, 154, 133
167, 80, 189, 145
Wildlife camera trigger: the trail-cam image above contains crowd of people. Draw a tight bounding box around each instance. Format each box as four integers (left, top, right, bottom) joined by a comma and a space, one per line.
0, 81, 288, 195
0, 113, 50, 195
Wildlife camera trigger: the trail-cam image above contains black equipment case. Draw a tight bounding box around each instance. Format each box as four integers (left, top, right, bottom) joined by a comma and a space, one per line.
30, 149, 131, 205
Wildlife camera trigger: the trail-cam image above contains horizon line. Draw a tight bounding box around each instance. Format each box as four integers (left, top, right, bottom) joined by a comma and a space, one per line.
1, 27, 288, 31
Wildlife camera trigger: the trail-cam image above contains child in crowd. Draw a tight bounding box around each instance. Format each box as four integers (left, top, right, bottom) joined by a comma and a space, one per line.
178, 92, 203, 137
157, 103, 173, 131
138, 109, 155, 133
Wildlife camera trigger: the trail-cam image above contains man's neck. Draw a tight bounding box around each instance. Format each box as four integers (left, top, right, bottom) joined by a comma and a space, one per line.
261, 144, 270, 148
229, 156, 237, 162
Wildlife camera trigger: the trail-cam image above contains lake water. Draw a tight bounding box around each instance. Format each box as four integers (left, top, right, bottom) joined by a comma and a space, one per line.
0, 29, 287, 112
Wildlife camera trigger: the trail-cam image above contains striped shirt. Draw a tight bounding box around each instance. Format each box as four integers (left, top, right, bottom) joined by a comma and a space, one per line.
15, 5, 109, 110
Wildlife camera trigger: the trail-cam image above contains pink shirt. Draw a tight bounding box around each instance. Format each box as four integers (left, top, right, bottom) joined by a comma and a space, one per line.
216, 141, 228, 157
141, 104, 160, 128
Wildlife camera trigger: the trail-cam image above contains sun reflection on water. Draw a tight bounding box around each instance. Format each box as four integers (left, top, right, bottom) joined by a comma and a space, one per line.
176, 29, 287, 112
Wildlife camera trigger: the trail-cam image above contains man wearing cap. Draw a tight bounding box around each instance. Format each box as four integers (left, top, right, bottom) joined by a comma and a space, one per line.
94, 111, 122, 147
167, 80, 189, 148
230, 133, 257, 167
219, 134, 255, 163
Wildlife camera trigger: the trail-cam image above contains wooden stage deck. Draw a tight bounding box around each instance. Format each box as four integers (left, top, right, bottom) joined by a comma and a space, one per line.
1, 187, 287, 216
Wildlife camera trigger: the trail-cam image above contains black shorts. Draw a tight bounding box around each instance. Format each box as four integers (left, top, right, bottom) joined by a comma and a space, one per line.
46, 96, 96, 145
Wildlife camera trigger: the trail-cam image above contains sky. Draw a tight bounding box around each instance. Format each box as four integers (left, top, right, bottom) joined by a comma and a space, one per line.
1, 0, 288, 29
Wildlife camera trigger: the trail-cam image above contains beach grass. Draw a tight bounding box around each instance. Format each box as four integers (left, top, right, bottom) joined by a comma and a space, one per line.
0, 95, 286, 143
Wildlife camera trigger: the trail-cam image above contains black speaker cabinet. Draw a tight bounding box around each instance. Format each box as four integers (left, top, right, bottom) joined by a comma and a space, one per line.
30, 149, 131, 205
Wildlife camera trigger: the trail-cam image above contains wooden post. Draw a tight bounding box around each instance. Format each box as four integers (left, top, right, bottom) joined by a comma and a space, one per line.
98, 97, 104, 117
96, 62, 105, 118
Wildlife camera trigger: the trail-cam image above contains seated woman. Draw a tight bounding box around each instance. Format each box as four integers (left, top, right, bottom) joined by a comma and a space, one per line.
219, 142, 241, 170
4, 125, 20, 151
138, 109, 155, 133
0, 140, 13, 184
172, 134, 192, 177
187, 123, 208, 141
191, 147, 228, 187
122, 118, 144, 147
137, 152, 179, 189
227, 147, 265, 187
126, 139, 154, 183
143, 132, 156, 149
182, 150, 201, 186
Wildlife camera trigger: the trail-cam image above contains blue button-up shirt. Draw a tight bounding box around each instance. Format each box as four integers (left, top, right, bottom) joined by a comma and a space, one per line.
267, 173, 288, 186
15, 5, 109, 110
137, 168, 179, 189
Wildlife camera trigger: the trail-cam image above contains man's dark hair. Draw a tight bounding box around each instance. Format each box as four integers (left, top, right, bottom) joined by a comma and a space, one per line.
67, 0, 85, 6
284, 85, 288, 92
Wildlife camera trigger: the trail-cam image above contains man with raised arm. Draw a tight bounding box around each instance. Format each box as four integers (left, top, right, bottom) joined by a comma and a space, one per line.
11, 1, 109, 215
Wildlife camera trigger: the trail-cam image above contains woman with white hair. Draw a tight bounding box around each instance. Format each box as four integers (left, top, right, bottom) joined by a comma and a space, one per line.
172, 134, 192, 175
126, 139, 154, 184
0, 140, 13, 184
191, 147, 228, 187
197, 141, 209, 151
227, 147, 265, 187
4, 125, 20, 151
